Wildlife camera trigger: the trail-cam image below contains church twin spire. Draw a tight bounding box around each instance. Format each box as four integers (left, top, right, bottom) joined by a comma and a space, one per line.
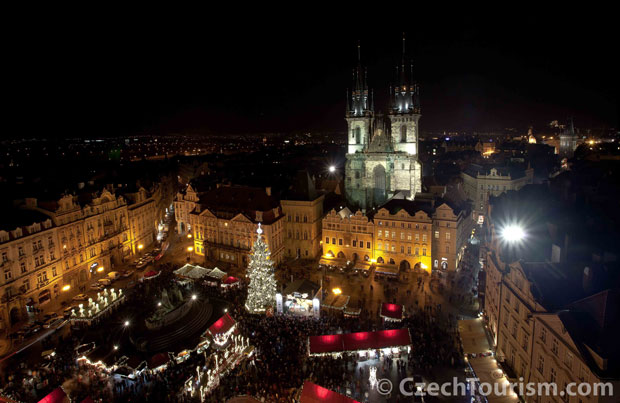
346, 35, 420, 118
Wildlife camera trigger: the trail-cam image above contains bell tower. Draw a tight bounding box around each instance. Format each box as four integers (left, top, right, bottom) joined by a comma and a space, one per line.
389, 33, 420, 155
345, 42, 374, 154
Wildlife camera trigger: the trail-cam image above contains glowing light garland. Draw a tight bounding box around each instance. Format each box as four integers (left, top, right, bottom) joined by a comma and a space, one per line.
245, 224, 277, 313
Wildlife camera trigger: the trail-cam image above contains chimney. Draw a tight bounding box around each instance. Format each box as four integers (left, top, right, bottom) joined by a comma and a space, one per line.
266, 187, 272, 196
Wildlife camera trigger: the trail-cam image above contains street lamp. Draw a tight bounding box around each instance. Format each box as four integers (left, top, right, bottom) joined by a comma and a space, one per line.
137, 244, 144, 251
332, 287, 342, 296
501, 225, 525, 243
329, 165, 336, 173
187, 234, 192, 239
124, 320, 130, 327
191, 294, 197, 300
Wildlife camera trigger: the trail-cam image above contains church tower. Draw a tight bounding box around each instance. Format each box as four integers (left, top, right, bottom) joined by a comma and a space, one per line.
344, 37, 422, 211
559, 118, 578, 159
345, 42, 374, 154
389, 33, 421, 155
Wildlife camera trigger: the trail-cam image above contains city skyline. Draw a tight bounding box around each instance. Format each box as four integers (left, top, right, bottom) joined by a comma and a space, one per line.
4, 13, 618, 140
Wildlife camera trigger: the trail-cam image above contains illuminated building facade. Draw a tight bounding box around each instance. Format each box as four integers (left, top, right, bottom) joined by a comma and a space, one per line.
559, 118, 578, 159
345, 38, 422, 211
321, 198, 471, 274
0, 182, 171, 330
176, 184, 285, 267
281, 171, 324, 260
461, 164, 533, 224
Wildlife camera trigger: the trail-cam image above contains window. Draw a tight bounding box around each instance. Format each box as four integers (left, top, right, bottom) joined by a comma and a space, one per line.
407, 233, 411, 240
552, 338, 559, 355
434, 231, 439, 239
391, 231, 396, 238
415, 233, 419, 241
23, 279, 30, 292
18, 247, 24, 256
325, 237, 329, 244
446, 245, 450, 253
401, 232, 405, 240
422, 248, 426, 256
366, 242, 371, 249
303, 216, 307, 223
415, 247, 419, 255
565, 352, 573, 369
353, 240, 357, 247
446, 232, 450, 240
538, 355, 544, 373
541, 328, 547, 343
378, 243, 382, 251
422, 234, 427, 242
20, 262, 26, 273
4, 270, 11, 280
512, 323, 518, 338
338, 239, 343, 246
523, 333, 529, 351
400, 246, 404, 253
332, 238, 336, 245
378, 230, 382, 238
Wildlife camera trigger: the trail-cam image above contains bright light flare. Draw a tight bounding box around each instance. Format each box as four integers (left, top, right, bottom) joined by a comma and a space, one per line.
501, 225, 525, 242
332, 287, 342, 295
328, 165, 336, 173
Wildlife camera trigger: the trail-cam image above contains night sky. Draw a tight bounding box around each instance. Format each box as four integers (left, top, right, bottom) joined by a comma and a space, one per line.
6, 11, 618, 138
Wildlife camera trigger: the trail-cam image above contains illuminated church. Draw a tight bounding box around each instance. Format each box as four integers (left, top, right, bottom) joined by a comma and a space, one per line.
344, 38, 422, 211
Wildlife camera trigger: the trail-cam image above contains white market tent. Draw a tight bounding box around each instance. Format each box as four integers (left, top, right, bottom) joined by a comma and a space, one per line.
206, 267, 227, 280
174, 264, 213, 280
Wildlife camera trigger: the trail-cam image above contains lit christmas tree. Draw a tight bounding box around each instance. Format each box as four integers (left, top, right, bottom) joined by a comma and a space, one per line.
245, 223, 277, 313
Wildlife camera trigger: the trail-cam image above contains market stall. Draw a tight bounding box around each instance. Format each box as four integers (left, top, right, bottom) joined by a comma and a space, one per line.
276, 279, 321, 317
207, 313, 237, 348
380, 303, 404, 322
308, 328, 412, 357
298, 381, 360, 403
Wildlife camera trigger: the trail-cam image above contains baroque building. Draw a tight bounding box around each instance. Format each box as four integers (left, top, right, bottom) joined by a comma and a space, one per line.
0, 181, 172, 331
321, 197, 472, 276
175, 184, 285, 267
345, 38, 422, 211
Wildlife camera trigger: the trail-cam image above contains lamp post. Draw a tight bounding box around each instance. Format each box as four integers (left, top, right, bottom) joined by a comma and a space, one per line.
187, 246, 193, 262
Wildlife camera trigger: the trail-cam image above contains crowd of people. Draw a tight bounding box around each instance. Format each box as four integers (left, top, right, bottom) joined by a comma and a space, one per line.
1, 251, 476, 403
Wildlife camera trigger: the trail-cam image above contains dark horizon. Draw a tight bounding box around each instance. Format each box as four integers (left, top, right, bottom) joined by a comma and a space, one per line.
5, 12, 618, 139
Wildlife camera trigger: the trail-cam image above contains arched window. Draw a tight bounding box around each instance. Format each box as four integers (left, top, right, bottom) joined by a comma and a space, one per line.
303, 231, 308, 240
355, 127, 361, 144
401, 125, 407, 142
303, 215, 307, 223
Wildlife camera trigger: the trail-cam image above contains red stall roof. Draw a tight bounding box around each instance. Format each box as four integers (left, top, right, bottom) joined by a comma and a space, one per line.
308, 334, 343, 354
208, 313, 236, 336
380, 303, 404, 320
342, 331, 375, 351
223, 276, 239, 284
37, 388, 67, 403
374, 329, 412, 349
299, 381, 360, 403
309, 329, 411, 355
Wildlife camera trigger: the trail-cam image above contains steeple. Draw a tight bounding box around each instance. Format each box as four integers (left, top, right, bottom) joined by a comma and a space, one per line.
390, 33, 420, 115
347, 41, 373, 118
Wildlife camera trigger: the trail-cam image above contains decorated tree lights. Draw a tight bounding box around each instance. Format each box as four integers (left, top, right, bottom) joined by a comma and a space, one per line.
245, 223, 277, 313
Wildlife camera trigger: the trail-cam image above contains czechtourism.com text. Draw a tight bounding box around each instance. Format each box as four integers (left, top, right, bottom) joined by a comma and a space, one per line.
377, 376, 614, 398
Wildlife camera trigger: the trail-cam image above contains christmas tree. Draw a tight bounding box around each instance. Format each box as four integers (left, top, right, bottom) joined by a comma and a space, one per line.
245, 223, 277, 313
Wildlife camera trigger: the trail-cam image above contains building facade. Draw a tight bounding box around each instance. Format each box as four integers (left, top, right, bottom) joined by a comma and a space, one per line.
0, 182, 172, 331
462, 164, 534, 224
282, 171, 325, 260
344, 39, 422, 211
176, 184, 286, 267
321, 198, 471, 275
